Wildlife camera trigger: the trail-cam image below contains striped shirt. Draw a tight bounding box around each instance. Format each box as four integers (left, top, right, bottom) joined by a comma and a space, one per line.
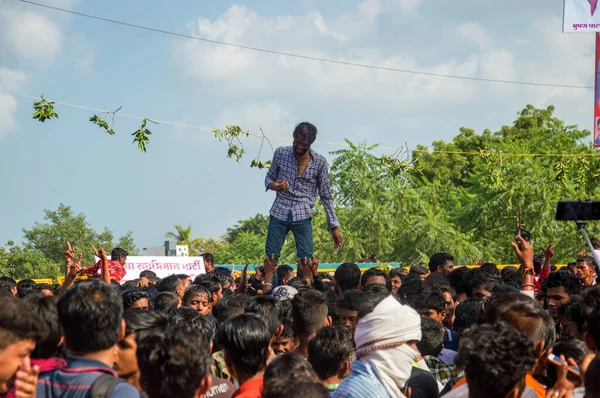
333, 359, 392, 398
265, 146, 339, 230
36, 356, 139, 398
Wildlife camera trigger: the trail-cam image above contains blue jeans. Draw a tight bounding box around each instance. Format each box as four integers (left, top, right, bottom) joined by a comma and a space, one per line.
265, 215, 314, 264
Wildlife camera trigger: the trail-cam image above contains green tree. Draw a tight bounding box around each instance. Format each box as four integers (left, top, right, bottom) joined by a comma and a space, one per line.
0, 241, 60, 279
21, 204, 138, 272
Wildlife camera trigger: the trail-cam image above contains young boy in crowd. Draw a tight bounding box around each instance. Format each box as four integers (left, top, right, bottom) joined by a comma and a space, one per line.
338, 289, 364, 338
114, 309, 169, 392
137, 325, 212, 398
217, 314, 272, 397
292, 290, 331, 358
271, 320, 294, 356
37, 280, 139, 398
307, 326, 353, 396
414, 291, 460, 351
183, 285, 212, 316
0, 294, 47, 397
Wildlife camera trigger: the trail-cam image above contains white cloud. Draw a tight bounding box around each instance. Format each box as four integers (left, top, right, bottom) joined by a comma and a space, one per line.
0, 68, 27, 136
5, 10, 63, 67
390, 0, 420, 11
457, 23, 491, 50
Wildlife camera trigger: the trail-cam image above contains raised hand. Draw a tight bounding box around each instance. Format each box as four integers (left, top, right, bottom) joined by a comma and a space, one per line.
137, 277, 150, 288
264, 254, 277, 276
511, 235, 534, 269
545, 244, 555, 259
63, 241, 75, 265
14, 356, 40, 398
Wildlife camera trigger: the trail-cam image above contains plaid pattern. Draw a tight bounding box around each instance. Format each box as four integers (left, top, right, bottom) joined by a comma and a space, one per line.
424, 355, 458, 387
85, 260, 126, 283
212, 350, 235, 383
265, 146, 340, 230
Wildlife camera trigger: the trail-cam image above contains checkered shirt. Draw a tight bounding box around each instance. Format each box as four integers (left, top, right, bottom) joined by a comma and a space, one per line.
265, 146, 340, 230
424, 355, 458, 387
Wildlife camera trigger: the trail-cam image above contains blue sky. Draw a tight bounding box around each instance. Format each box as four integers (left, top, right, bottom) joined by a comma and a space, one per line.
0, 0, 595, 251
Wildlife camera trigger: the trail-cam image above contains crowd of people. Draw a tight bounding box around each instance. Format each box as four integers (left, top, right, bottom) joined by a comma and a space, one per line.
2, 235, 600, 398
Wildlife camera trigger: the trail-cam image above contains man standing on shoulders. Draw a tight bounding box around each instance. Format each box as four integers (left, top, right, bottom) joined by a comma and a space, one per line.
265, 122, 343, 265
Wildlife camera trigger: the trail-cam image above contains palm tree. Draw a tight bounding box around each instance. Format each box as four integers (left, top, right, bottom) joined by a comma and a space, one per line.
165, 225, 193, 245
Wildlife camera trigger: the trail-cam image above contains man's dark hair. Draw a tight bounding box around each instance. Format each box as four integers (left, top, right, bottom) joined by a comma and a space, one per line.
470, 273, 502, 296
123, 309, 169, 346
171, 308, 214, 344
547, 339, 590, 387
153, 291, 180, 312
584, 358, 600, 398
21, 294, 59, 358
287, 277, 310, 292
0, 295, 47, 350
292, 290, 329, 337
581, 286, 600, 349
360, 267, 391, 291
202, 253, 214, 264
357, 291, 390, 319
546, 271, 583, 296
265, 352, 319, 385
389, 268, 405, 280
456, 323, 535, 398
448, 267, 470, 295
591, 238, 600, 250
417, 317, 444, 357
122, 289, 150, 310
397, 276, 423, 299
485, 292, 553, 346
423, 272, 451, 291
413, 291, 446, 314
262, 380, 328, 398
183, 284, 210, 305
559, 299, 585, 336
577, 256, 595, 268
307, 326, 353, 381
157, 275, 182, 294
214, 294, 246, 324
293, 122, 318, 142
481, 263, 500, 276
428, 252, 454, 273
454, 297, 485, 332
111, 247, 129, 261
174, 273, 190, 282
138, 324, 211, 398
339, 289, 364, 312
0, 276, 16, 287
363, 284, 390, 296
193, 274, 222, 302
140, 270, 157, 279
431, 285, 457, 302
276, 265, 295, 283
57, 280, 123, 352
409, 264, 429, 276
245, 295, 284, 337
16, 279, 37, 298
334, 263, 361, 292
501, 266, 523, 286
280, 319, 294, 339
217, 314, 271, 381
0, 280, 14, 294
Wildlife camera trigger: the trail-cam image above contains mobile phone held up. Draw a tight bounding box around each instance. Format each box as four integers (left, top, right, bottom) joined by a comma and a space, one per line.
515, 227, 532, 251
547, 353, 580, 377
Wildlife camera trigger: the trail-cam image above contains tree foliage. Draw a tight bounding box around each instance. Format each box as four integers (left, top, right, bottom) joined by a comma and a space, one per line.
199, 105, 600, 265
0, 204, 137, 279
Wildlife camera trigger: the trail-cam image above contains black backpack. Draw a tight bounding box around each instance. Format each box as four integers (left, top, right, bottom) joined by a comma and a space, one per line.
90, 374, 144, 398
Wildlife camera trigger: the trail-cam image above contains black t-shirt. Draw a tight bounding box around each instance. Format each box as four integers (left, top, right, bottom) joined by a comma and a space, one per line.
406, 367, 438, 398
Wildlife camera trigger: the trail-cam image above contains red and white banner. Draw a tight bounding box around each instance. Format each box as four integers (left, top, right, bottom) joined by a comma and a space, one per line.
595, 32, 600, 147
96, 256, 206, 281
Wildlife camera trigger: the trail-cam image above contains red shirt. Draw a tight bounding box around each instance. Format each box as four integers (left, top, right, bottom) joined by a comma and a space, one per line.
85, 259, 126, 283
232, 378, 263, 398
